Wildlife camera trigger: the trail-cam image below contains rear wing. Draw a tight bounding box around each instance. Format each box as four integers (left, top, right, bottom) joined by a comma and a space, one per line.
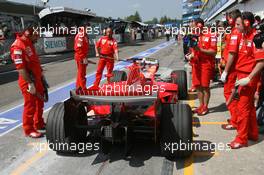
70, 90, 158, 104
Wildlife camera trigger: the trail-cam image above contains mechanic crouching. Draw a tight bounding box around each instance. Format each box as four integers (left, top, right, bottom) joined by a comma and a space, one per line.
229, 12, 264, 149
91, 27, 119, 89
74, 22, 90, 90
189, 18, 217, 116
10, 24, 46, 138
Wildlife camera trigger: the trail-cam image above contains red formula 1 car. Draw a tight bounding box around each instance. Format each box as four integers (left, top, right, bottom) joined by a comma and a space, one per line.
46, 57, 193, 159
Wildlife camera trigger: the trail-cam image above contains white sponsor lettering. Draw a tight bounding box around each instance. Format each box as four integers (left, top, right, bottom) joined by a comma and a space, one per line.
44, 37, 67, 53
14, 50, 22, 55
231, 36, 238, 40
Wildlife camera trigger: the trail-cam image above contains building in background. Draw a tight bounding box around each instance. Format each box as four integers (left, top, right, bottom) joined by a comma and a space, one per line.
201, 0, 264, 23
182, 0, 205, 26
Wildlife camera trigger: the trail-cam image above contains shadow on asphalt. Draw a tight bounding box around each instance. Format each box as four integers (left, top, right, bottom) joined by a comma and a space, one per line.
193, 116, 201, 129
188, 93, 198, 103
55, 139, 160, 167
210, 82, 224, 90
175, 140, 215, 170
248, 133, 264, 147
209, 103, 227, 113
55, 138, 215, 170
112, 141, 160, 167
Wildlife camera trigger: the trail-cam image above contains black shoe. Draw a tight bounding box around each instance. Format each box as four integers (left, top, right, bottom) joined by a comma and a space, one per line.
37, 125, 46, 131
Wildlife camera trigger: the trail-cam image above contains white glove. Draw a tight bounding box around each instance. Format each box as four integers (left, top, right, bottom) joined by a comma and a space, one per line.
82, 58, 88, 64
254, 92, 260, 107
185, 54, 191, 61
27, 83, 36, 94
185, 53, 193, 61
235, 77, 251, 87
220, 71, 228, 83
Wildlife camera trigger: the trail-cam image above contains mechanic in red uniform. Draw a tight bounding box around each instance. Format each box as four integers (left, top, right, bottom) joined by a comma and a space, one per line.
187, 20, 200, 93
229, 12, 264, 149
92, 27, 119, 88
190, 18, 217, 115
74, 23, 90, 90
220, 9, 242, 130
10, 24, 45, 138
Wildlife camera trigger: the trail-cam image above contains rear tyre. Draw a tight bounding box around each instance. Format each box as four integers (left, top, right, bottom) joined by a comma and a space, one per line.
46, 103, 73, 153
46, 101, 87, 154
160, 103, 193, 159
110, 70, 127, 82
171, 70, 188, 100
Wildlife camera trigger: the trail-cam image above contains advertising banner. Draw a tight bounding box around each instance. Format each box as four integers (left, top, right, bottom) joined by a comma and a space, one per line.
44, 37, 67, 53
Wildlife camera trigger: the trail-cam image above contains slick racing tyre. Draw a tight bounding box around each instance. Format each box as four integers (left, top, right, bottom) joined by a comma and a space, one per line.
160, 103, 193, 159
171, 70, 188, 100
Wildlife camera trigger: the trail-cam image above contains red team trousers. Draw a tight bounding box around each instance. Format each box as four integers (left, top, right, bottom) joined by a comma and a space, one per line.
76, 60, 87, 89
19, 79, 44, 135
224, 69, 238, 127
94, 58, 114, 87
235, 72, 259, 144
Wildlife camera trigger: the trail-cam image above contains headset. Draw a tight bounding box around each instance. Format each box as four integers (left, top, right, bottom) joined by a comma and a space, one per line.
227, 17, 235, 26
243, 19, 251, 28
24, 27, 39, 38
197, 22, 204, 28
242, 12, 255, 28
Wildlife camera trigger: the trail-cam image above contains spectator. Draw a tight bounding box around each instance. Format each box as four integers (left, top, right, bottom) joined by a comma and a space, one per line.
165, 28, 171, 41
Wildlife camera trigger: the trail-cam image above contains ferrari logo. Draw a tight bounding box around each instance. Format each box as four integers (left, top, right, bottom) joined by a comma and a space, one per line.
102, 39, 106, 45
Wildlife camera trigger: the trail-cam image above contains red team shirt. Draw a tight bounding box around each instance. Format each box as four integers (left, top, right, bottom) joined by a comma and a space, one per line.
190, 32, 217, 88
235, 29, 264, 73
223, 32, 231, 62
10, 36, 43, 91
96, 36, 118, 57
197, 33, 217, 65
223, 28, 242, 63
74, 32, 89, 61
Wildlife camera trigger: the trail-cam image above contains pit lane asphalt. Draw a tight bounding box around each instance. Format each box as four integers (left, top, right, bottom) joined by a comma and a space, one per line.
0, 39, 264, 175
